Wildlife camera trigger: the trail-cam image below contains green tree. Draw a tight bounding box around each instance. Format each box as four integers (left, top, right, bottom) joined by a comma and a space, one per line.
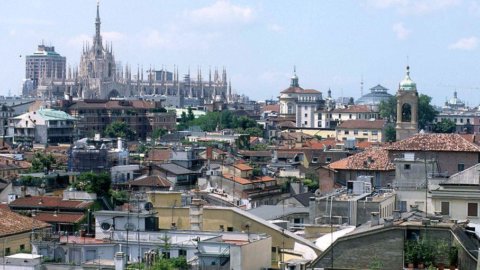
384, 124, 396, 142
379, 96, 397, 122
152, 128, 168, 140
378, 94, 438, 129
187, 107, 195, 121
433, 119, 456, 133
244, 127, 263, 137
104, 121, 136, 140
74, 172, 111, 196
180, 111, 188, 124
30, 152, 56, 172
418, 94, 438, 129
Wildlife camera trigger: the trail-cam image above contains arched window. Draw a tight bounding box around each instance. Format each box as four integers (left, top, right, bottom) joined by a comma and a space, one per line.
401, 103, 412, 122
288, 103, 293, 114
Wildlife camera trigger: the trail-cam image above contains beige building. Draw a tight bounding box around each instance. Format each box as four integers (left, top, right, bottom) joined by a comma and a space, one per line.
0, 207, 50, 256
146, 192, 320, 266
335, 119, 387, 142
431, 163, 480, 222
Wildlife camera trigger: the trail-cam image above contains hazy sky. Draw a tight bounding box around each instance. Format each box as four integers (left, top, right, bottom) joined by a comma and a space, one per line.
1, 0, 480, 105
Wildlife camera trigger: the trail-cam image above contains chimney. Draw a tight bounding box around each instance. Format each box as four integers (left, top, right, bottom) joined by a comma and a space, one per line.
370, 212, 380, 227
114, 252, 126, 270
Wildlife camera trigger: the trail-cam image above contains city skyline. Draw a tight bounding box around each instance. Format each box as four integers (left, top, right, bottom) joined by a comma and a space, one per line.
1, 0, 480, 105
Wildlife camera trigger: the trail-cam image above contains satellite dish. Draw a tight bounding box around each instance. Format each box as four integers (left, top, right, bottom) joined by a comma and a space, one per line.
124, 223, 135, 230
144, 202, 154, 211
315, 189, 321, 196
101, 222, 111, 231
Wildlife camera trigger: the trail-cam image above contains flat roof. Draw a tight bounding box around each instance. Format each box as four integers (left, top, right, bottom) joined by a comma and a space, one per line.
7, 253, 42, 259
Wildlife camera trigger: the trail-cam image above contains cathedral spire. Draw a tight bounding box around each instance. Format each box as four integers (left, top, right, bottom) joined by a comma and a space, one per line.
94, 0, 103, 51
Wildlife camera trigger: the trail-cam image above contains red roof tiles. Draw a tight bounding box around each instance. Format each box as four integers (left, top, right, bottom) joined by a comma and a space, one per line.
34, 212, 85, 224
0, 208, 50, 236
10, 196, 93, 210
337, 120, 386, 129
327, 147, 394, 171
234, 163, 253, 171
387, 133, 480, 152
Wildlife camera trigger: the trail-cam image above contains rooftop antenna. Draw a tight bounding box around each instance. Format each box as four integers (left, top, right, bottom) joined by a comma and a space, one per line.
360, 74, 364, 96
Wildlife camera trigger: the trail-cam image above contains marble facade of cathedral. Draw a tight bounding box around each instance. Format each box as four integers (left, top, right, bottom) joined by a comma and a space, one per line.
34, 2, 231, 106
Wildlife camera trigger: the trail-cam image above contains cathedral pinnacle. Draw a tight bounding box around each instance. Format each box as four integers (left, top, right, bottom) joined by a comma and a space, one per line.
94, 0, 102, 51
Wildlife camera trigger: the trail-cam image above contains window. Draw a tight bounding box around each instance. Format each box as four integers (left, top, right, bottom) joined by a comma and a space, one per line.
441, 202, 450, 215
179, 249, 187, 257
304, 113, 308, 117
162, 251, 170, 259
372, 130, 378, 135
363, 130, 368, 135
404, 164, 411, 170
349, 114, 352, 119
325, 157, 332, 163
354, 130, 358, 135
468, 203, 478, 217
227, 227, 233, 232
293, 218, 303, 224
344, 130, 349, 135
460, 118, 464, 123
271, 247, 277, 253
458, 163, 465, 172
19, 244, 25, 251
304, 121, 307, 125
312, 157, 318, 163
5, 248, 10, 255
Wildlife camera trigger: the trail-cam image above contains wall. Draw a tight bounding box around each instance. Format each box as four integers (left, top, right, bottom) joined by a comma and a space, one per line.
313, 226, 453, 270
309, 195, 395, 226
152, 206, 317, 265
0, 232, 33, 256
239, 236, 272, 270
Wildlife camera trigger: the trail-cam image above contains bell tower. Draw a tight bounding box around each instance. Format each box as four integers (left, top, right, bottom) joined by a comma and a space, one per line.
396, 66, 419, 141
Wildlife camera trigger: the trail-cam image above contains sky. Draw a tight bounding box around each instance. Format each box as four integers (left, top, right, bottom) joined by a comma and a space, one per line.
1, 0, 480, 106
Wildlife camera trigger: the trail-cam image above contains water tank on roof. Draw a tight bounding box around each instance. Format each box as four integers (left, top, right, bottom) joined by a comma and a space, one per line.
344, 137, 356, 149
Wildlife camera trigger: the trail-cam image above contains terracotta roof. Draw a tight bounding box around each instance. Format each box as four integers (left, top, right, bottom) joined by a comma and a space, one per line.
10, 196, 93, 210
387, 133, 480, 152
34, 212, 85, 224
337, 120, 386, 129
327, 147, 394, 171
262, 104, 280, 113
147, 149, 171, 162
281, 86, 304, 94
223, 173, 275, 185
0, 208, 50, 236
304, 138, 337, 149
277, 121, 296, 128
234, 163, 253, 171
239, 150, 271, 157
331, 105, 375, 113
126, 175, 171, 188
280, 87, 321, 94
459, 134, 475, 143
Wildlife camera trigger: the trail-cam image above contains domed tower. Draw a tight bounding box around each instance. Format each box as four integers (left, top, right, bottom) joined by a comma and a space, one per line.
395, 66, 418, 141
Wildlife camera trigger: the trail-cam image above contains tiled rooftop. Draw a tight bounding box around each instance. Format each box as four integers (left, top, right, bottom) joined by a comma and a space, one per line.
327, 147, 394, 171
337, 119, 386, 129
387, 133, 480, 152
10, 196, 93, 210
0, 208, 50, 236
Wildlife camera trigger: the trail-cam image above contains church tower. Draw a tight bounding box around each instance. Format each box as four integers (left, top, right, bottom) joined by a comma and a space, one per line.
395, 66, 418, 141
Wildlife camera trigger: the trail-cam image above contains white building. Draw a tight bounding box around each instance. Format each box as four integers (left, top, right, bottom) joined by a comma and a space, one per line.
8, 108, 76, 144
32, 209, 272, 270
279, 70, 323, 128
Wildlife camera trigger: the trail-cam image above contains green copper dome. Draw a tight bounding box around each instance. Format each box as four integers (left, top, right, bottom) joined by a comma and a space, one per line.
399, 66, 417, 91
